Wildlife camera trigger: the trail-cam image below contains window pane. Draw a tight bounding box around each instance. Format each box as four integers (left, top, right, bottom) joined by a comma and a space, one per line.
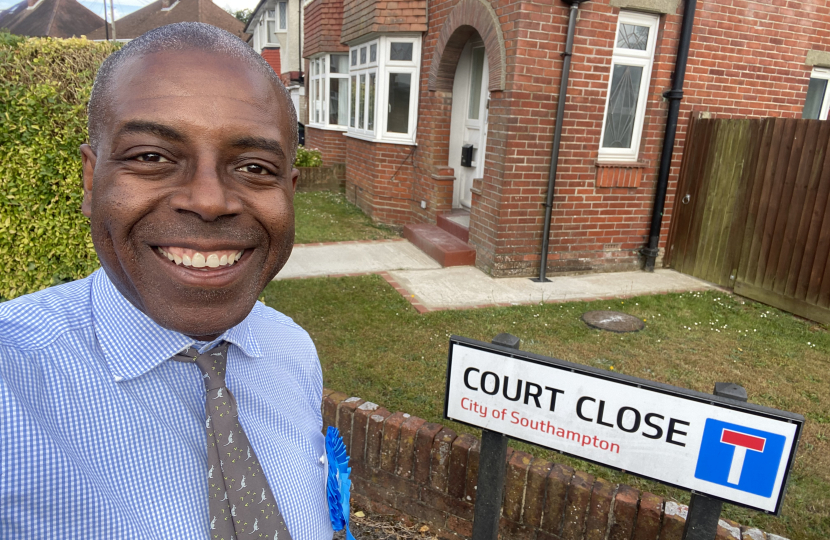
330, 78, 348, 126
370, 44, 377, 63
390, 42, 413, 61
387, 72, 411, 133
467, 47, 485, 120
368, 72, 376, 131
267, 21, 276, 41
350, 75, 357, 127
602, 64, 643, 149
278, 2, 287, 29
802, 77, 828, 120
358, 74, 365, 129
616, 23, 649, 51
351, 50, 357, 66
360, 47, 367, 64
267, 9, 275, 18
315, 79, 321, 123
330, 54, 348, 74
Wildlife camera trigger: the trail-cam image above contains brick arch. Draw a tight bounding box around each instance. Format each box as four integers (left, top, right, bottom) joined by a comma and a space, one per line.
427, 0, 506, 92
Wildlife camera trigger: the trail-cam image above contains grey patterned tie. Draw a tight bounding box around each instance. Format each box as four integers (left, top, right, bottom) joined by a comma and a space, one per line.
173, 343, 292, 540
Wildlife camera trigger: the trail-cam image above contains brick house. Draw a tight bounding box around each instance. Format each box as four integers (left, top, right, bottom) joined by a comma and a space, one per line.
302, 0, 830, 277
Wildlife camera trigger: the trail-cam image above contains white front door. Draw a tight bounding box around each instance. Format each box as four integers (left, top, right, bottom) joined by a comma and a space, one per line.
449, 40, 490, 208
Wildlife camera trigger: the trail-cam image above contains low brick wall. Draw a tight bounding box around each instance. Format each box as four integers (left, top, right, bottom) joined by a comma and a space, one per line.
322, 389, 786, 540
297, 166, 341, 192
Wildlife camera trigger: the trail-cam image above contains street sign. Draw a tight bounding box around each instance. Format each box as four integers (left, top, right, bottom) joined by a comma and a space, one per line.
444, 336, 804, 515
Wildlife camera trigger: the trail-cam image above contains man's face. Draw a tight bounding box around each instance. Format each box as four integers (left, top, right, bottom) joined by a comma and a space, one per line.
81, 49, 298, 339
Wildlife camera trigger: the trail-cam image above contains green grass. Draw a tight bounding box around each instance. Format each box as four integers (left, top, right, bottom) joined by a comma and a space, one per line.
294, 190, 399, 244
262, 275, 830, 540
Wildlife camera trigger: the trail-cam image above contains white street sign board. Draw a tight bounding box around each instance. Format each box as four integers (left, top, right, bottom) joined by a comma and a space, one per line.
444, 337, 804, 514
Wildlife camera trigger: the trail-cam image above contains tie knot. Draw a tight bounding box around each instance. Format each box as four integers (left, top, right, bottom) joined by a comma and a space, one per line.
173, 342, 230, 391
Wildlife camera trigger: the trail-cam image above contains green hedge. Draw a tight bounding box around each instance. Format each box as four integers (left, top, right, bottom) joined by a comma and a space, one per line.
0, 33, 120, 299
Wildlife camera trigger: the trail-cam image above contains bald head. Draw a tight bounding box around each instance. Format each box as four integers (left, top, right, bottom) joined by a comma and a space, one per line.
87, 22, 298, 161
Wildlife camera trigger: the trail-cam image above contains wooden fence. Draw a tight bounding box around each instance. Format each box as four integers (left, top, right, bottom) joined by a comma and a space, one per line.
666, 117, 830, 324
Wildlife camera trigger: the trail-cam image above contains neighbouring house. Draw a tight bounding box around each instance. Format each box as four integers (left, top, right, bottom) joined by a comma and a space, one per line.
86, 0, 248, 41
245, 0, 306, 123
302, 0, 830, 277
0, 0, 104, 37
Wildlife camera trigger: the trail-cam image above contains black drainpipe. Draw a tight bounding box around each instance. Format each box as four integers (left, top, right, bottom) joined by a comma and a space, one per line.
533, 0, 585, 283
642, 0, 698, 271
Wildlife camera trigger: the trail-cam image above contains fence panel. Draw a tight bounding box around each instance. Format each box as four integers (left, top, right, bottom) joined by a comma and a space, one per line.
667, 117, 830, 323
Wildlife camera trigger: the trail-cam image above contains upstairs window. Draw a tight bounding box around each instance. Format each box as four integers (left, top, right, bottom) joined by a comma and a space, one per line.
802, 68, 830, 120
309, 53, 350, 129
598, 11, 660, 162
347, 36, 421, 144
258, 2, 288, 48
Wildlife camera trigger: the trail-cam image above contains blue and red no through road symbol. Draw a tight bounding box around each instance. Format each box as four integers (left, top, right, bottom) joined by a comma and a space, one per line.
694, 419, 786, 498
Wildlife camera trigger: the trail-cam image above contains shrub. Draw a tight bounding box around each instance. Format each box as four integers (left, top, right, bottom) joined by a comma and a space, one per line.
0, 33, 120, 299
294, 145, 323, 168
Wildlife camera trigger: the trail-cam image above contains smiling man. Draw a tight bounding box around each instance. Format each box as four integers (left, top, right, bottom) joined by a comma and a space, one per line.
0, 23, 332, 540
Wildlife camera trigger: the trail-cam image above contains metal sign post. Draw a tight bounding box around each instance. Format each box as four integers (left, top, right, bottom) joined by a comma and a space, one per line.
470, 333, 519, 540
682, 383, 748, 540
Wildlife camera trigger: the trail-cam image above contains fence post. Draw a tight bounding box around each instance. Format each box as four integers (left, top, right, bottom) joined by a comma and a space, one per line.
682, 382, 748, 540
471, 333, 520, 540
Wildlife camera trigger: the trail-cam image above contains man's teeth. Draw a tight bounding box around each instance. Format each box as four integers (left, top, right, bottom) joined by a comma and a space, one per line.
157, 247, 243, 268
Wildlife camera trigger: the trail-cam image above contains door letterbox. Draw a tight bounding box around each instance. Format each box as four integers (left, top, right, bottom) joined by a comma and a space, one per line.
461, 144, 474, 167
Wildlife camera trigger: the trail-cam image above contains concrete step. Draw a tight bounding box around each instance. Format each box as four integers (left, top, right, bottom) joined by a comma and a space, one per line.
437, 212, 470, 243
403, 223, 476, 267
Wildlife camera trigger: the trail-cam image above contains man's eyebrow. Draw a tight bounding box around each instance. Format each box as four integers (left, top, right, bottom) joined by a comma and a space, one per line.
115, 121, 188, 143
230, 136, 287, 159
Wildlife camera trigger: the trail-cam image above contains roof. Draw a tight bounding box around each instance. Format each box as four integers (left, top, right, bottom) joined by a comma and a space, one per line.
0, 0, 105, 37
86, 0, 249, 41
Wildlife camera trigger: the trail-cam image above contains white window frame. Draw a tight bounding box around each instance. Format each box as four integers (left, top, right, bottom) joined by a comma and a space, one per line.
803, 68, 830, 120
255, 2, 288, 49
309, 53, 350, 130
598, 11, 660, 163
346, 35, 421, 145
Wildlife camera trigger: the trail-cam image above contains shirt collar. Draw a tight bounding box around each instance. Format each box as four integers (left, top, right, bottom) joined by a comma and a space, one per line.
91, 269, 264, 382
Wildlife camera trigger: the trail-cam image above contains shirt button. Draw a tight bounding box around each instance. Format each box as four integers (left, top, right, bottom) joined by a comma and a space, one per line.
319, 454, 326, 466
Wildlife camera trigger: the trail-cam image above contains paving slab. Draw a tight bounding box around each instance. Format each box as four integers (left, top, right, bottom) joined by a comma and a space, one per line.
276, 240, 441, 280
387, 266, 717, 310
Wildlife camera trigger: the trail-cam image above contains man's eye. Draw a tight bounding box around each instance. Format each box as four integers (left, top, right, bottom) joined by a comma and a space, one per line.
134, 153, 170, 163
239, 164, 271, 175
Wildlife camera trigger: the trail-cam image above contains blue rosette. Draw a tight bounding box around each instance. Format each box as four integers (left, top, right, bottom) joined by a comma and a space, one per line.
325, 426, 356, 540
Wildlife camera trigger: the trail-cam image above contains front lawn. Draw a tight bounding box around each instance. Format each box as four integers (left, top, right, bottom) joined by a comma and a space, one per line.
263, 275, 829, 540
294, 190, 399, 244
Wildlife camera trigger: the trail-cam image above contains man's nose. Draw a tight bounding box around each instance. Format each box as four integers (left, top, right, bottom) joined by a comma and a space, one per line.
171, 158, 242, 221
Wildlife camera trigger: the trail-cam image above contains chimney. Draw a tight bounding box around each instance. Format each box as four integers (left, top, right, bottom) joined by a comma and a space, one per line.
27, 0, 37, 7
161, 0, 171, 8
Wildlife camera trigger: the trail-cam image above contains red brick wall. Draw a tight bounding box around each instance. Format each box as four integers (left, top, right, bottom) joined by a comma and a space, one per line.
345, 137, 416, 226
304, 0, 349, 57
306, 126, 348, 166
341, 0, 428, 44
322, 389, 781, 540
261, 47, 282, 76
403, 0, 830, 276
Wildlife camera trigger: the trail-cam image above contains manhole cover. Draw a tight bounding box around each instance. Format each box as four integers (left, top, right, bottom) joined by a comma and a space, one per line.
581, 310, 645, 333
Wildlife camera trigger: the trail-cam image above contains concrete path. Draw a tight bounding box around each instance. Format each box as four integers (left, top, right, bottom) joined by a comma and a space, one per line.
277, 239, 440, 279
276, 239, 718, 311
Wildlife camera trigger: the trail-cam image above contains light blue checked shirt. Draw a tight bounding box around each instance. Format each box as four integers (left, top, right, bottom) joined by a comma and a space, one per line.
0, 268, 333, 540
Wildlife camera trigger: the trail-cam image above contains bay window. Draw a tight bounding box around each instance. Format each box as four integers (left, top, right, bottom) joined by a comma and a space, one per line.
598, 11, 659, 162
254, 2, 288, 51
309, 53, 350, 129
802, 68, 830, 120
347, 36, 421, 144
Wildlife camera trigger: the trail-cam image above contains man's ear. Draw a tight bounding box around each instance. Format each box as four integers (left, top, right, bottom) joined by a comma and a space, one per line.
80, 144, 97, 218
290, 168, 299, 193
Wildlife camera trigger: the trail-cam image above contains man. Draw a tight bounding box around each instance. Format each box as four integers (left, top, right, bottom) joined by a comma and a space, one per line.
0, 23, 332, 539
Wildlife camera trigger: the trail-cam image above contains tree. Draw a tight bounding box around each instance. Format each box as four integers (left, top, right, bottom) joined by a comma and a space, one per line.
226, 7, 253, 25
